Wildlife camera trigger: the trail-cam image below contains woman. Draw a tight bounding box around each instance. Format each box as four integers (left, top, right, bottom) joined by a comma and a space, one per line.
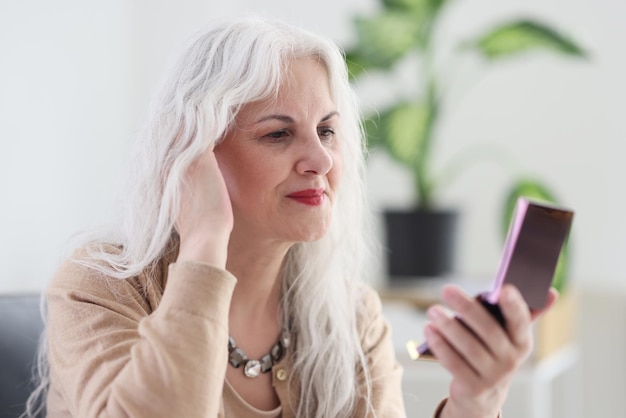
30, 17, 555, 418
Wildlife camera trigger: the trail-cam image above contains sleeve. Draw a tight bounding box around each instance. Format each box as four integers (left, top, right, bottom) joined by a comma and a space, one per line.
47, 258, 237, 418
354, 285, 407, 417
432, 399, 502, 418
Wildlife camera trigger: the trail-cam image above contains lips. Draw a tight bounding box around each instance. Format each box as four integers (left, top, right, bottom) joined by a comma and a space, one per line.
286, 188, 325, 206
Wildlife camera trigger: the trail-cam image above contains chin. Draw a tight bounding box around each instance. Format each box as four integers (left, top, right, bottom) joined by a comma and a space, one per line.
289, 226, 329, 243
280, 215, 332, 243
301, 232, 327, 243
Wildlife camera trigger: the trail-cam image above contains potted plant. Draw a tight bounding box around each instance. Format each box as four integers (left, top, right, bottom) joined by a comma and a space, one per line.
345, 0, 586, 286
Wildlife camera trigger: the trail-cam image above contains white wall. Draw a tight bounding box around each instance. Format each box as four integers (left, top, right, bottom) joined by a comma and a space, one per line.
3, 0, 623, 293
1, 1, 132, 292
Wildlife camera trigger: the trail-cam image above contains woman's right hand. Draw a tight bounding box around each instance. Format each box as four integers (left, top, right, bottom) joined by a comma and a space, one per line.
175, 147, 233, 269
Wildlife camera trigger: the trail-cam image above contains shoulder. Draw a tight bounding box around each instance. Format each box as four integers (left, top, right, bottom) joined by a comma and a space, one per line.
353, 282, 389, 349
355, 282, 384, 320
49, 244, 120, 291
47, 244, 165, 318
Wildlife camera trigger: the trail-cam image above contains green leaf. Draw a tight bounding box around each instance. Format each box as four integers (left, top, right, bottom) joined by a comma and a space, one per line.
471, 20, 587, 60
501, 179, 570, 293
377, 102, 431, 168
426, 0, 450, 13
383, 0, 426, 12
362, 116, 385, 149
383, 0, 449, 14
344, 51, 369, 80
352, 12, 421, 70
502, 179, 557, 234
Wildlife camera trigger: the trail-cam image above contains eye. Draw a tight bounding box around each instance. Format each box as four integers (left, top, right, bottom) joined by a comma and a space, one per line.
318, 126, 335, 141
262, 130, 289, 142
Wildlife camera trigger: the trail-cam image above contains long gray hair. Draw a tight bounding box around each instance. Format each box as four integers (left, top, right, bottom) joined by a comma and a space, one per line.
26, 16, 377, 418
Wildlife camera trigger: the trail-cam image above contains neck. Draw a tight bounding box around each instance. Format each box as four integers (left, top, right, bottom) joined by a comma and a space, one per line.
226, 232, 292, 348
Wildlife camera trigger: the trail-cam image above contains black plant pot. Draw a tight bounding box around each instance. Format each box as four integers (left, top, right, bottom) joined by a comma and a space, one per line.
384, 209, 459, 280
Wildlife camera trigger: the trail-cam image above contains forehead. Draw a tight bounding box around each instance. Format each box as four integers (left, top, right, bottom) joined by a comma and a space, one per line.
281, 57, 331, 95
236, 57, 335, 124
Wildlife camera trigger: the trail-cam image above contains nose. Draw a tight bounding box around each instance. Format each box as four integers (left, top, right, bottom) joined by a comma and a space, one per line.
295, 134, 334, 176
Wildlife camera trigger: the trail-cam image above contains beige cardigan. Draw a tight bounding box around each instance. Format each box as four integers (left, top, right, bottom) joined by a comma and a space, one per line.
45, 247, 420, 417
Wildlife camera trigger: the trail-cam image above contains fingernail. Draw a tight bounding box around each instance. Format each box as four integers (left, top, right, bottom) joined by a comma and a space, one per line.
427, 306, 445, 322
501, 286, 516, 303
441, 285, 463, 305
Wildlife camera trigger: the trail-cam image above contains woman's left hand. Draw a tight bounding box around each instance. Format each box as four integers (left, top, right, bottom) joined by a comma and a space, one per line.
425, 284, 558, 418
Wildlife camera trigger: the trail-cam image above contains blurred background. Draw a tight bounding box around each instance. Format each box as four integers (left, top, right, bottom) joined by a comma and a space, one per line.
1, 0, 624, 416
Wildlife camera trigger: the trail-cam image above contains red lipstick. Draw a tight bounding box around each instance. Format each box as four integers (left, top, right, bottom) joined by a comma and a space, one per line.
287, 189, 325, 206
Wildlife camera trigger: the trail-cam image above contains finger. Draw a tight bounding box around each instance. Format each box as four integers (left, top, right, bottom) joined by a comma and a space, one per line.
529, 287, 559, 322
424, 323, 482, 386
498, 285, 533, 350
441, 285, 510, 355
193, 146, 220, 172
426, 305, 493, 374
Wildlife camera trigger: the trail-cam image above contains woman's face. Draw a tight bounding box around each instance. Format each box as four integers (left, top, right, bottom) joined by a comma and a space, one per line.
214, 57, 343, 245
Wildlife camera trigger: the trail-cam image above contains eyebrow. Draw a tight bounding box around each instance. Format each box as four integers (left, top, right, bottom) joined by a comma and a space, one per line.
254, 111, 340, 125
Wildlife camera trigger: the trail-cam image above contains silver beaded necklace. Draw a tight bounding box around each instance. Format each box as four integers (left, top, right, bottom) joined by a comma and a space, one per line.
227, 331, 290, 378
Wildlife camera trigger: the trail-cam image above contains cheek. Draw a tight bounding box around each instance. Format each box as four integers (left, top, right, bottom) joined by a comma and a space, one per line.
214, 147, 252, 204
214, 151, 236, 193
215, 151, 279, 206
217, 162, 252, 201
329, 148, 344, 189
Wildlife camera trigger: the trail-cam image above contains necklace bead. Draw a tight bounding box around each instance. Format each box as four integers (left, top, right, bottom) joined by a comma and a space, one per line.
244, 360, 261, 378
228, 333, 287, 378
